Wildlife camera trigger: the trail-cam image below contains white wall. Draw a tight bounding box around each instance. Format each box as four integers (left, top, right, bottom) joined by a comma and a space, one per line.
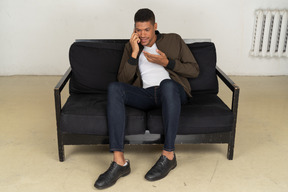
0, 0, 287, 76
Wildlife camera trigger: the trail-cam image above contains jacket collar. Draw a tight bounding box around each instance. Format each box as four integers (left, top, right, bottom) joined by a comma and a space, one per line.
155, 30, 162, 41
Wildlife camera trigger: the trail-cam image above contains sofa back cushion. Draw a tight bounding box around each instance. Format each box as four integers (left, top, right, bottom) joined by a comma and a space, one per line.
69, 41, 126, 94
68, 40, 218, 95
187, 42, 219, 95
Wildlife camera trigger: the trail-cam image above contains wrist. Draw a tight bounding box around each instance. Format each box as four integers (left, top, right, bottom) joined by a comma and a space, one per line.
131, 51, 138, 59
165, 59, 175, 70
163, 59, 169, 67
128, 57, 138, 65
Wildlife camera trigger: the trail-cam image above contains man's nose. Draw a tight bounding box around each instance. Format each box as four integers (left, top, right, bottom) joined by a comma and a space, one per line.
139, 31, 146, 37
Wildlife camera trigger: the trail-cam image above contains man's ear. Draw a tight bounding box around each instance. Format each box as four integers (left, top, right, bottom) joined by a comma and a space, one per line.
154, 23, 158, 30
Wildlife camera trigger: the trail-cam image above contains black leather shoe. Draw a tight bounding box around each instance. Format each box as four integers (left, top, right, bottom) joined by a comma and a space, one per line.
94, 161, 131, 189
145, 154, 177, 181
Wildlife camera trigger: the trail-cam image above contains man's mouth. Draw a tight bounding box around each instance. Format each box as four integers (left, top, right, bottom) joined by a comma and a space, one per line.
141, 38, 148, 43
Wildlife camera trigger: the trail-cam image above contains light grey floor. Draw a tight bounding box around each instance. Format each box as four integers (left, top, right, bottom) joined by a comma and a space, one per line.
0, 76, 287, 192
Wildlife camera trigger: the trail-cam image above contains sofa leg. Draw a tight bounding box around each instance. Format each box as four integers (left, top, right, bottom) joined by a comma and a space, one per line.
57, 132, 65, 162
58, 144, 65, 162
227, 143, 234, 160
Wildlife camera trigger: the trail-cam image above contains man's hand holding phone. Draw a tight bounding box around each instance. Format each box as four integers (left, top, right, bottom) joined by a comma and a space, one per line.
130, 31, 140, 59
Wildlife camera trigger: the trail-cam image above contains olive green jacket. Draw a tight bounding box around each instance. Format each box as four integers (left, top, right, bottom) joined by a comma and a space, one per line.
118, 31, 199, 97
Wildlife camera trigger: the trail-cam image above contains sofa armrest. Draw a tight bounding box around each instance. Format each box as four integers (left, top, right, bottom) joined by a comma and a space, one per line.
216, 66, 240, 113
216, 66, 239, 92
55, 67, 72, 92
216, 66, 239, 95
54, 67, 72, 125
54, 67, 71, 162
216, 65, 239, 156
216, 66, 240, 160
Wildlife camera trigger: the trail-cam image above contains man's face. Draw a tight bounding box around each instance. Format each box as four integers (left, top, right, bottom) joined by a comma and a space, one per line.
135, 21, 157, 47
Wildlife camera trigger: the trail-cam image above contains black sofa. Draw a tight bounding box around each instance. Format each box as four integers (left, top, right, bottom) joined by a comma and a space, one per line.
54, 39, 240, 162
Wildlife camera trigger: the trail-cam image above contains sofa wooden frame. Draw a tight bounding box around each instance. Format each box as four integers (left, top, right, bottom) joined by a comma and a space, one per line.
54, 39, 240, 162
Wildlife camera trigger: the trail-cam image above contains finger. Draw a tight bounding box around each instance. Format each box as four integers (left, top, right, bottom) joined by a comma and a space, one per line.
144, 51, 155, 56
131, 32, 135, 39
131, 33, 136, 39
144, 51, 159, 58
156, 49, 165, 56
132, 33, 140, 43
132, 35, 137, 41
143, 51, 149, 57
131, 36, 138, 44
143, 52, 151, 60
131, 32, 137, 38
143, 52, 153, 59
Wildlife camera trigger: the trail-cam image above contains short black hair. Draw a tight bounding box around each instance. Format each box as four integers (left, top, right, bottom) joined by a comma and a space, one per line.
134, 8, 155, 24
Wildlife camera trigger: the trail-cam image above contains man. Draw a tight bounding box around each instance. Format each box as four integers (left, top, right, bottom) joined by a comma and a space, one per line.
94, 8, 199, 189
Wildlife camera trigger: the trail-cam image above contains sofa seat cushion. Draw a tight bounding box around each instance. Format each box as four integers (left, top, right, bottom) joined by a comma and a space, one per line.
60, 94, 146, 135
147, 95, 234, 134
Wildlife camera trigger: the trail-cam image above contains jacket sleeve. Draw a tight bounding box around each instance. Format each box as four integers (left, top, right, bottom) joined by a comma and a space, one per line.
165, 36, 199, 78
117, 43, 138, 84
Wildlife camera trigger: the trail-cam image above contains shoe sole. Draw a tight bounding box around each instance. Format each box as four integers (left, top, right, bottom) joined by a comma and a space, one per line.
145, 163, 177, 182
95, 170, 131, 190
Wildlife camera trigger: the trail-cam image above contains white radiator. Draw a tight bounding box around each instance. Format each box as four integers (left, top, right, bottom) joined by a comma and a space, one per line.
250, 9, 288, 57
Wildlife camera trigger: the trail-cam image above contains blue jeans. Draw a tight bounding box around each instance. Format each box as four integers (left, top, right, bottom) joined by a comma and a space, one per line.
107, 79, 188, 152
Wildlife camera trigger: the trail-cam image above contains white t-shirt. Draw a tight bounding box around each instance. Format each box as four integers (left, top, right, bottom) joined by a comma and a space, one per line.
139, 43, 171, 89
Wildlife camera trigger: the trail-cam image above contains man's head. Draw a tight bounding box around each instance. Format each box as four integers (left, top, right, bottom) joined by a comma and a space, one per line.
134, 8, 157, 47
134, 8, 155, 24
